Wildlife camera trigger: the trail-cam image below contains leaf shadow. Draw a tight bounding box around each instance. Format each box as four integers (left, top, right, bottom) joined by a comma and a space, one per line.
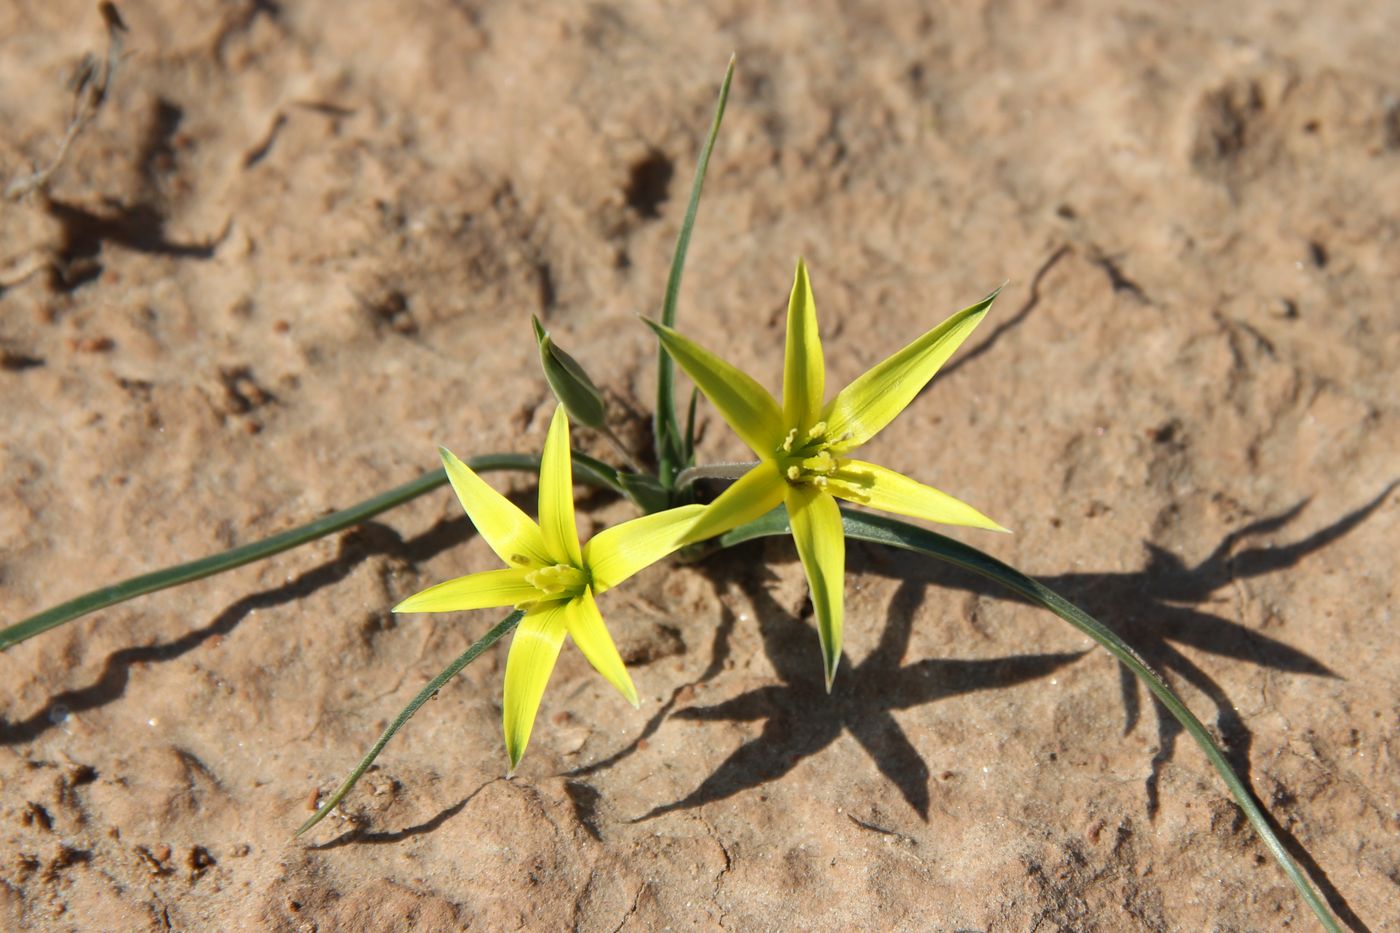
308, 777, 503, 849
0, 513, 484, 746
868, 482, 1393, 818
851, 486, 1391, 933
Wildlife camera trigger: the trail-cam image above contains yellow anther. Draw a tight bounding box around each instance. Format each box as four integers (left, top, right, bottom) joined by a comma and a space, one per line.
781, 428, 798, 453
806, 421, 827, 440
786, 465, 801, 481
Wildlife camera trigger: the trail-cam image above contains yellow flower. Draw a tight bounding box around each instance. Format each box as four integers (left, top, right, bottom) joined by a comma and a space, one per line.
645, 260, 1008, 689
395, 405, 703, 771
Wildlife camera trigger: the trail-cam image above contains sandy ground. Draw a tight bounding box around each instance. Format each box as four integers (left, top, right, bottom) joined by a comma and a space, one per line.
2, 1, 1397, 930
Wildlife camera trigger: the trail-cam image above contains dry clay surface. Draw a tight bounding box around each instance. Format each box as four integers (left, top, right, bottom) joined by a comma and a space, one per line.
1, 1, 1397, 930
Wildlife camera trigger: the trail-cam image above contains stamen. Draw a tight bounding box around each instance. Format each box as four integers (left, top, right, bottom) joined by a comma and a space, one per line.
806, 421, 827, 439
781, 428, 798, 453
786, 465, 801, 481
523, 563, 587, 598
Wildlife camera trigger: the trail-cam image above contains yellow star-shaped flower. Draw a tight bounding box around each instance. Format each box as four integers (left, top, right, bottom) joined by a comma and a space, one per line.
645, 260, 1008, 689
395, 405, 703, 771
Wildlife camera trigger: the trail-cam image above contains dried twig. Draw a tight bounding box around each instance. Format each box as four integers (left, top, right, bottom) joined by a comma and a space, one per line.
5, 3, 128, 200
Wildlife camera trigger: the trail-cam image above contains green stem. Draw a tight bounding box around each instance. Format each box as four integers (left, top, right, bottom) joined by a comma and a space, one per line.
674, 460, 759, 489
717, 507, 1343, 933
1, 452, 622, 652
294, 610, 523, 839
654, 55, 735, 487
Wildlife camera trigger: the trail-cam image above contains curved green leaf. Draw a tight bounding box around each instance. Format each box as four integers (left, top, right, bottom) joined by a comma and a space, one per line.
294, 610, 522, 838
2, 452, 624, 652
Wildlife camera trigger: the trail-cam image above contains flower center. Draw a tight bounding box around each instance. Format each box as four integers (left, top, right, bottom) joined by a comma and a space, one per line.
776, 422, 873, 500
516, 563, 589, 609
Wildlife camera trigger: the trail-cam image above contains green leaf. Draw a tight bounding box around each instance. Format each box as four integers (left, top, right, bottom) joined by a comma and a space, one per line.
294, 610, 522, 838
617, 471, 673, 514
715, 506, 1343, 933
655, 54, 735, 487
683, 387, 700, 465
3, 452, 624, 652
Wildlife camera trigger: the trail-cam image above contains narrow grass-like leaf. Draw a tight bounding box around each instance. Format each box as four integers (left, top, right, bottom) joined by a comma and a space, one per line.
294, 610, 522, 838
654, 54, 735, 487
683, 387, 700, 466
716, 506, 1343, 933
2, 453, 623, 651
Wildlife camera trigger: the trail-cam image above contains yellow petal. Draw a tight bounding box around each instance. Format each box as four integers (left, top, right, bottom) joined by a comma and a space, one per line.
393, 567, 537, 613
565, 589, 638, 707
786, 485, 846, 692
584, 504, 706, 593
502, 603, 569, 773
440, 447, 552, 569
642, 318, 784, 459
538, 406, 584, 565
783, 259, 825, 430
681, 461, 786, 544
837, 459, 1009, 532
820, 288, 1000, 449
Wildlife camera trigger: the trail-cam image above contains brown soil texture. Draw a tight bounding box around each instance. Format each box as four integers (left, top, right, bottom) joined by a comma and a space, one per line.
2, 2, 1398, 931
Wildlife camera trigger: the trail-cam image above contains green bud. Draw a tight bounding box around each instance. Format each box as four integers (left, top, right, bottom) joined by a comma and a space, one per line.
532, 316, 607, 430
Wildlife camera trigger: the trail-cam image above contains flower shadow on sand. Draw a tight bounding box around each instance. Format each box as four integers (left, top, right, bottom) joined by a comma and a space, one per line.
567, 483, 1392, 833
635, 573, 1082, 821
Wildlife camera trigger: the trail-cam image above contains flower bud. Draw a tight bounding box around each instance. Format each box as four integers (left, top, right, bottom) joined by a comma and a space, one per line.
532, 316, 607, 429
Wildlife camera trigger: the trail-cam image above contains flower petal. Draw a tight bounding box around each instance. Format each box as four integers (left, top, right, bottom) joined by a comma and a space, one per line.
538, 406, 584, 565
502, 603, 569, 772
682, 461, 786, 544
837, 459, 1009, 532
440, 447, 552, 569
820, 287, 1000, 448
393, 567, 537, 614
785, 484, 846, 692
584, 504, 706, 593
783, 259, 825, 430
642, 318, 784, 459
565, 589, 638, 707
